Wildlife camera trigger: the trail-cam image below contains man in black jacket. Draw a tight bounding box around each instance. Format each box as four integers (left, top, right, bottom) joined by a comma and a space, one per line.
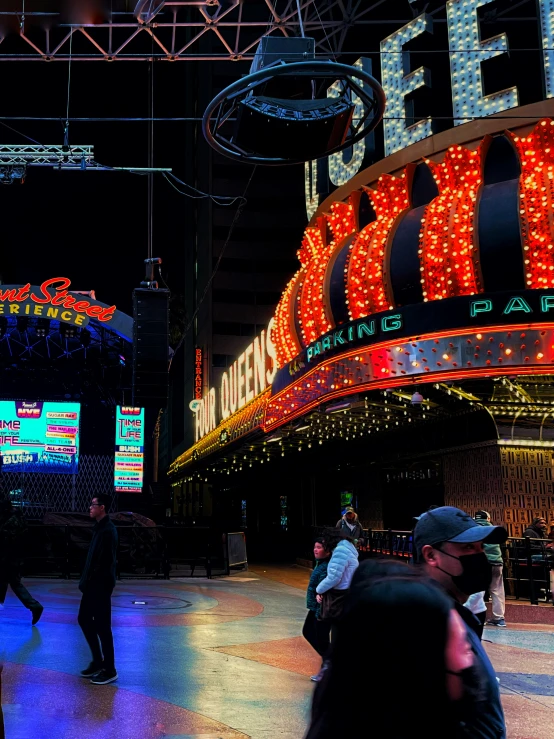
0, 500, 43, 624
78, 494, 118, 685
415, 506, 507, 739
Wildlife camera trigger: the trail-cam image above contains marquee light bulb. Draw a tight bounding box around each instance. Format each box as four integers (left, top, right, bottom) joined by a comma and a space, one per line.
380, 14, 433, 157
446, 0, 518, 125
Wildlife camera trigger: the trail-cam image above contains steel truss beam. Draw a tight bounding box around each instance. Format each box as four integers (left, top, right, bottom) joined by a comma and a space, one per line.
0, 145, 94, 166
0, 0, 364, 62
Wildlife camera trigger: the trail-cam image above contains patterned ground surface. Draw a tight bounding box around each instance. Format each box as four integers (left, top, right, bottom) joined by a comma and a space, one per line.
0, 567, 552, 738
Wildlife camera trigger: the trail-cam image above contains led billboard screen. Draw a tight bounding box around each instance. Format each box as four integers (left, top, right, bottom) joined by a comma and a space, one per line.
114, 406, 144, 493
0, 400, 80, 473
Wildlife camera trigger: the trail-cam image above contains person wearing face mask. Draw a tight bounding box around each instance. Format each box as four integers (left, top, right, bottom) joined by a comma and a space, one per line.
415, 506, 507, 739
306, 561, 477, 738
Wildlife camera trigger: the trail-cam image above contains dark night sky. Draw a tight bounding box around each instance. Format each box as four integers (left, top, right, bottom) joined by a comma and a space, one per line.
0, 56, 210, 316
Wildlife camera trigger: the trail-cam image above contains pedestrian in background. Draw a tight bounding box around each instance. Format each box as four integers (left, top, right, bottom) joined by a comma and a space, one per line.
78, 494, 118, 685
474, 511, 507, 628
464, 591, 487, 639
306, 561, 476, 738
335, 507, 364, 546
0, 499, 43, 625
302, 538, 332, 683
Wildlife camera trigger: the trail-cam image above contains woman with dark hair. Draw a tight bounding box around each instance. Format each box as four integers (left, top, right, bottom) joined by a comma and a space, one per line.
302, 538, 332, 682
306, 560, 476, 739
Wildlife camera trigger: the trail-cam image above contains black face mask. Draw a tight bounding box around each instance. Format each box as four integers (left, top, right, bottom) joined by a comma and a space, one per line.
436, 550, 492, 595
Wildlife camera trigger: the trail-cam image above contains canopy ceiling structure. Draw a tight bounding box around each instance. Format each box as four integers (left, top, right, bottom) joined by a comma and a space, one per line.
0, 0, 375, 62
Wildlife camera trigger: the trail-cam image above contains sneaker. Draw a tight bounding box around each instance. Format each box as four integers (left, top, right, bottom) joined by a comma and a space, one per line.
80, 662, 104, 678
310, 660, 329, 682
487, 619, 507, 628
90, 668, 118, 685
31, 605, 44, 625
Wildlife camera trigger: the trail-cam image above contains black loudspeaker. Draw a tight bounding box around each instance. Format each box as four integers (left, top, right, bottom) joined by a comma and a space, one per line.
132, 288, 170, 408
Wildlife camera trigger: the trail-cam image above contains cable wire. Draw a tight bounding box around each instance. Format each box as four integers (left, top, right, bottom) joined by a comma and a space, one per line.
162, 171, 247, 206
172, 165, 257, 357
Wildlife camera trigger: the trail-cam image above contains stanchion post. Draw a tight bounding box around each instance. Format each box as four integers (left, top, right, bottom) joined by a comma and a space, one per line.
525, 536, 538, 605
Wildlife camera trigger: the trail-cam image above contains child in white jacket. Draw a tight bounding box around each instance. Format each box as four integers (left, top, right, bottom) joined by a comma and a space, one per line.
316, 536, 359, 596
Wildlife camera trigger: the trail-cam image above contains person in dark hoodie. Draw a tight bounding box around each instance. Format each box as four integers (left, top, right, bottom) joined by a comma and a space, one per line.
78, 494, 118, 685
306, 560, 477, 738
0, 499, 43, 624
303, 537, 332, 683
335, 507, 364, 546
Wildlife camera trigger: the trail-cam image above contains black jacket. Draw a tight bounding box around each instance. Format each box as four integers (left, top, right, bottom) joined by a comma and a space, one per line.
79, 516, 118, 592
0, 510, 27, 569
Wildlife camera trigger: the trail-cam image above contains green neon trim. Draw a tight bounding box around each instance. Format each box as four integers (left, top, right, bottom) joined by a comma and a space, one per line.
381, 314, 402, 331
357, 321, 376, 338
541, 295, 554, 313
503, 296, 532, 315
470, 299, 493, 317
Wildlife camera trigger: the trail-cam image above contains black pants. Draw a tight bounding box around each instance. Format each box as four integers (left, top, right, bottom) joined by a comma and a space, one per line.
78, 587, 115, 671
302, 610, 332, 658
0, 571, 41, 611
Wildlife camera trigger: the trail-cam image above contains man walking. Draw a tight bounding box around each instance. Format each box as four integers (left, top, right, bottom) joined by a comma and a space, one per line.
78, 494, 118, 685
474, 511, 507, 628
415, 506, 507, 739
0, 500, 43, 624
336, 507, 364, 546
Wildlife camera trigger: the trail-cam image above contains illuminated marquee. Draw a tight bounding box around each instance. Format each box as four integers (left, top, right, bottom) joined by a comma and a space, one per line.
191, 320, 277, 442
0, 277, 117, 328
305, 0, 554, 215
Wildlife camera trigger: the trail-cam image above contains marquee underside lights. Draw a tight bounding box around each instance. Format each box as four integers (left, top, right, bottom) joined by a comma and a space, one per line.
446, 0, 518, 125
264, 326, 554, 431
380, 13, 433, 157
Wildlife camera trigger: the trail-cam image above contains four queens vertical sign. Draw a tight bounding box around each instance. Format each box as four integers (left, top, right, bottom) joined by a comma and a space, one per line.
114, 406, 145, 493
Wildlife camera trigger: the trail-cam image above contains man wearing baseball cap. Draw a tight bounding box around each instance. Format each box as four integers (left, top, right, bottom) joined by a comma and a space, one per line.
414, 506, 507, 739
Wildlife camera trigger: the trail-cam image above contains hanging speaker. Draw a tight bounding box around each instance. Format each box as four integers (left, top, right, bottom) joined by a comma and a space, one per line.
132, 288, 170, 408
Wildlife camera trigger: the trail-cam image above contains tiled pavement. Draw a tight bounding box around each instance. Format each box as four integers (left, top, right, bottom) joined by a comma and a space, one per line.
0, 566, 552, 738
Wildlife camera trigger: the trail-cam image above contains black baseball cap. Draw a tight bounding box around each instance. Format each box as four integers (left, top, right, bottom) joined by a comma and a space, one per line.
414, 506, 507, 557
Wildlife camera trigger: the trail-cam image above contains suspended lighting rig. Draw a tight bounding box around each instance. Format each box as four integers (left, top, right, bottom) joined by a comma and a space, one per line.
0, 145, 171, 183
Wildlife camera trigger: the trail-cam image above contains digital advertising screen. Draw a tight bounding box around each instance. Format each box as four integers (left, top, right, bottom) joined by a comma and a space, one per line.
114, 406, 144, 493
0, 400, 80, 473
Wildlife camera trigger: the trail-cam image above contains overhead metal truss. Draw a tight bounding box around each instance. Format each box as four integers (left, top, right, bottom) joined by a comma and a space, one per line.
0, 145, 94, 167
0, 0, 371, 62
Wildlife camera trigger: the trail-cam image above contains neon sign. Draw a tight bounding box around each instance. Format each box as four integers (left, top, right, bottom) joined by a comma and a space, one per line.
0, 277, 116, 327
191, 319, 277, 442
114, 406, 144, 493
194, 347, 203, 400
305, 0, 554, 217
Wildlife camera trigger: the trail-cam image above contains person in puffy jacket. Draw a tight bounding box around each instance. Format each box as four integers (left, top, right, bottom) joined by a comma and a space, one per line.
303, 538, 332, 683
315, 530, 359, 627
474, 511, 507, 628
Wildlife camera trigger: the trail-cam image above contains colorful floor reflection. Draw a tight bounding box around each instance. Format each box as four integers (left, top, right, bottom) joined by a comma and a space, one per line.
0, 570, 553, 738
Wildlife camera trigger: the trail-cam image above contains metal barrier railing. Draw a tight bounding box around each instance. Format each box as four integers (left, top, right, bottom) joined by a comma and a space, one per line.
312, 526, 553, 604
21, 525, 247, 580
